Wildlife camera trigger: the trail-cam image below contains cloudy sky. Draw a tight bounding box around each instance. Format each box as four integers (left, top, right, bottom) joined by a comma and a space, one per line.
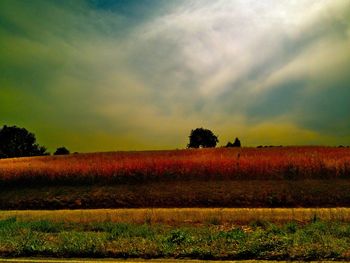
1, 0, 349, 152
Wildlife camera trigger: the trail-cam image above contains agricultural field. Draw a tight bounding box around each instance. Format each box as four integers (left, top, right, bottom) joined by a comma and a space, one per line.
1, 147, 350, 184
1, 147, 350, 260
0, 147, 350, 209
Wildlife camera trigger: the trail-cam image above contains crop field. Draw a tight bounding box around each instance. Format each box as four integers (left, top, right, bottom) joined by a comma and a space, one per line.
1, 147, 350, 260
1, 147, 350, 209
1, 147, 350, 185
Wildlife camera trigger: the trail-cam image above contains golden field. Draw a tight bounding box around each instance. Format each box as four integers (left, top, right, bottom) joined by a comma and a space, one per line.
2, 208, 350, 225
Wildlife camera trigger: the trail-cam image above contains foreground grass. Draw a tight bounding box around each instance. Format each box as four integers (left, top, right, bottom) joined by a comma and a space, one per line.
1, 217, 350, 260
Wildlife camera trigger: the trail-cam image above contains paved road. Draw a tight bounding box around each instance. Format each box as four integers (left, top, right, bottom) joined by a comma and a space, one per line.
0, 258, 254, 263
0, 260, 227, 263
0, 259, 349, 263
0, 260, 202, 263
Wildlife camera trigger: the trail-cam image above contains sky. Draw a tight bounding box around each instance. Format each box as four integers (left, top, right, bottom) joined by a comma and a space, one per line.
1, 0, 350, 152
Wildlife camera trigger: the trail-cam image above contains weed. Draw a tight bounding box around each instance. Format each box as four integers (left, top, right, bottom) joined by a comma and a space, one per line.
284, 221, 298, 234
166, 229, 192, 245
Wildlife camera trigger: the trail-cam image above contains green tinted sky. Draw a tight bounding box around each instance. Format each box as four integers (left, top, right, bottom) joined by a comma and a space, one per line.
1, 0, 350, 152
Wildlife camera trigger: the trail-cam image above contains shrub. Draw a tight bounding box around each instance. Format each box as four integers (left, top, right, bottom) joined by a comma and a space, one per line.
54, 147, 70, 155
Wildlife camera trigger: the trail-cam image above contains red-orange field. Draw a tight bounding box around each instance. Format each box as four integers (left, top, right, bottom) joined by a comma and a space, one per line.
1, 146, 350, 184
0, 146, 350, 209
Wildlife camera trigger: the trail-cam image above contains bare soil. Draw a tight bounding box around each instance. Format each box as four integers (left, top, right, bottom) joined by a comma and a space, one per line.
1, 179, 350, 209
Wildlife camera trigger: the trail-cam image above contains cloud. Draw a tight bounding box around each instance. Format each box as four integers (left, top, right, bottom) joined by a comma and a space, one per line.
1, 0, 350, 151
121, 0, 350, 142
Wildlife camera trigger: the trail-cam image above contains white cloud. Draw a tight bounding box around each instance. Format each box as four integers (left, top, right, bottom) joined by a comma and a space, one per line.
125, 0, 347, 97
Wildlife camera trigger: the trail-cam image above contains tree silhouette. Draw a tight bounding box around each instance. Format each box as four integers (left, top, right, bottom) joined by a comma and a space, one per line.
232, 137, 241, 147
226, 137, 241, 148
188, 128, 219, 148
0, 125, 48, 158
54, 147, 70, 155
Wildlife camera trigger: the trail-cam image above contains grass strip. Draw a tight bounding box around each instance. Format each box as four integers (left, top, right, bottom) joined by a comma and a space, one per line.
1, 217, 350, 260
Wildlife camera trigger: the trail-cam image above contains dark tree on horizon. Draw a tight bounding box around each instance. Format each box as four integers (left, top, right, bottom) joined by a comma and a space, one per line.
54, 147, 70, 155
232, 137, 241, 147
0, 125, 48, 158
226, 137, 241, 148
188, 128, 219, 148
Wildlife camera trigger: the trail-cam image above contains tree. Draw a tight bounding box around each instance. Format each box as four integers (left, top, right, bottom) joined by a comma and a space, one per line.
0, 125, 48, 158
54, 147, 70, 155
187, 128, 219, 148
232, 137, 241, 147
226, 137, 241, 148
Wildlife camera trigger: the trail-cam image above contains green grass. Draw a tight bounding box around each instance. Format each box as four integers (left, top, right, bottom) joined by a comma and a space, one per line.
1, 217, 350, 260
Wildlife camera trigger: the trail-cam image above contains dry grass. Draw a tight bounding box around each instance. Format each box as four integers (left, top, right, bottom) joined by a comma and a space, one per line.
0, 147, 350, 187
2, 208, 350, 225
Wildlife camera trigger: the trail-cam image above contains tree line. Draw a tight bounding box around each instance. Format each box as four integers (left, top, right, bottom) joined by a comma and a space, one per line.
0, 125, 237, 159
0, 125, 70, 158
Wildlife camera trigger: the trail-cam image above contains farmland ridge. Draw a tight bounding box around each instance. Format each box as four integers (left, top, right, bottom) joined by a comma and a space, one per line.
0, 147, 349, 209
